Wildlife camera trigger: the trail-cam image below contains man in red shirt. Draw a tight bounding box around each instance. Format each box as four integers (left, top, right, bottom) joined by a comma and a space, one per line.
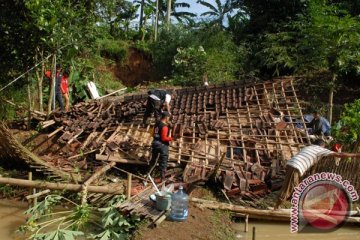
150, 111, 173, 181
61, 69, 70, 112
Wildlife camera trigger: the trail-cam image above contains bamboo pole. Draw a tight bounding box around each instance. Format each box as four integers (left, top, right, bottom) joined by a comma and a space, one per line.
245, 214, 249, 232
26, 189, 50, 200
47, 126, 64, 138
127, 173, 132, 199
98, 87, 127, 99
191, 198, 360, 223
81, 162, 116, 204
47, 54, 56, 115
0, 177, 123, 194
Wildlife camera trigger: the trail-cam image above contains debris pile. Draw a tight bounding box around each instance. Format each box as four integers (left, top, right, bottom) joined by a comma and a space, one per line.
0, 77, 311, 219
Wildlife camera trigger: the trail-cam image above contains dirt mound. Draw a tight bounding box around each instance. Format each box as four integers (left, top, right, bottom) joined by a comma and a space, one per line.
114, 48, 155, 87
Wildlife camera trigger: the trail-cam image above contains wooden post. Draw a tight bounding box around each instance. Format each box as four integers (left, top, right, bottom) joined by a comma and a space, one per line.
153, 214, 167, 227
127, 173, 132, 199
252, 226, 256, 240
28, 172, 37, 206
245, 214, 249, 232
47, 54, 56, 116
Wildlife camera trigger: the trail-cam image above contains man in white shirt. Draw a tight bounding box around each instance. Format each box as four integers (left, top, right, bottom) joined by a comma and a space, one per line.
143, 89, 173, 125
274, 139, 360, 209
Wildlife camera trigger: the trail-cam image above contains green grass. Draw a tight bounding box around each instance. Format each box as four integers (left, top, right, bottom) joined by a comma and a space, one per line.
210, 210, 235, 240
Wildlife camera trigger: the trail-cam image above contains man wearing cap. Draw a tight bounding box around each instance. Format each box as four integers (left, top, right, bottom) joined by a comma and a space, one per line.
274, 139, 360, 210
150, 111, 173, 181
143, 89, 173, 125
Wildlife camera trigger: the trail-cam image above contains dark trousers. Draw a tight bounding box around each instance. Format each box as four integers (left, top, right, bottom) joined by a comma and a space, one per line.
143, 97, 162, 124
55, 91, 64, 111
150, 141, 169, 179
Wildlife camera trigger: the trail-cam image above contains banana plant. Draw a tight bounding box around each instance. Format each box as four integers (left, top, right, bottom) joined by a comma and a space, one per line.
19, 194, 140, 240
197, 0, 234, 28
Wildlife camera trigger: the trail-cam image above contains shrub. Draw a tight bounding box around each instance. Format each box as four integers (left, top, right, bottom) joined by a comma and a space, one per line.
98, 39, 127, 61
333, 99, 360, 145
173, 46, 207, 86
150, 25, 195, 78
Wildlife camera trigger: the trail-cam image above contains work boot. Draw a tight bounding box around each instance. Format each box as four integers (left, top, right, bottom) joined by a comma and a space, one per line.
160, 169, 167, 182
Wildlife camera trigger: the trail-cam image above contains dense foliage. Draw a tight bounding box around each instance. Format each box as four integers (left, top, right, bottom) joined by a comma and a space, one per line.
333, 99, 360, 145
0, 0, 359, 120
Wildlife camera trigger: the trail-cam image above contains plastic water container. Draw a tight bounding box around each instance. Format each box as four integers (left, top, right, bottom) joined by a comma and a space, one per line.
170, 186, 188, 221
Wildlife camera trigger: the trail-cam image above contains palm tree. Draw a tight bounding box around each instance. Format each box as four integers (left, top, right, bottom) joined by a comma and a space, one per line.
159, 0, 196, 24
197, 0, 233, 28
135, 0, 196, 26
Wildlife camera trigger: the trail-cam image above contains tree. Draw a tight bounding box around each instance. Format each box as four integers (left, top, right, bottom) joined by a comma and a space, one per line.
25, 0, 96, 113
244, 1, 360, 120
0, 1, 39, 86
95, 0, 138, 38
297, 0, 360, 124
157, 0, 196, 24
333, 99, 360, 149
197, 0, 234, 28
173, 46, 207, 86
239, 0, 306, 34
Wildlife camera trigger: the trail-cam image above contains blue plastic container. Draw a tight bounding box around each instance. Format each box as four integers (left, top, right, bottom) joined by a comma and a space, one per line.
170, 186, 188, 221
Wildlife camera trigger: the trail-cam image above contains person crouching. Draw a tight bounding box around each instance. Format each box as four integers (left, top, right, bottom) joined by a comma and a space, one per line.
150, 111, 173, 181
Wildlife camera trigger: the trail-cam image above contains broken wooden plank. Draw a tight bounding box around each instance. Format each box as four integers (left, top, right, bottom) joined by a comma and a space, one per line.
95, 154, 148, 165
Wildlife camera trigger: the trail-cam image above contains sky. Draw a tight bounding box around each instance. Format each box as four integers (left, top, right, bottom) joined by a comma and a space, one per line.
131, 0, 219, 18
182, 0, 210, 17
129, 0, 222, 26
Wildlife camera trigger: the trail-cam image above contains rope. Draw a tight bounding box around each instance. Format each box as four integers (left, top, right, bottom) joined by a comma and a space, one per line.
0, 54, 52, 93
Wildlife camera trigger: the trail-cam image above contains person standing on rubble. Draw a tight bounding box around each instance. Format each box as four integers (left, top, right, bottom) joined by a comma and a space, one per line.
61, 69, 70, 112
150, 111, 173, 181
143, 89, 174, 125
45, 64, 64, 111
274, 139, 360, 210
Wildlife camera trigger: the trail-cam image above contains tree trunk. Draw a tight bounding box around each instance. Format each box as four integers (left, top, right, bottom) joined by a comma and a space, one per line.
47, 54, 56, 116
35, 48, 44, 112
141, 15, 148, 41
166, 0, 172, 27
328, 73, 336, 125
154, 0, 159, 41
139, 0, 145, 32
27, 78, 31, 130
